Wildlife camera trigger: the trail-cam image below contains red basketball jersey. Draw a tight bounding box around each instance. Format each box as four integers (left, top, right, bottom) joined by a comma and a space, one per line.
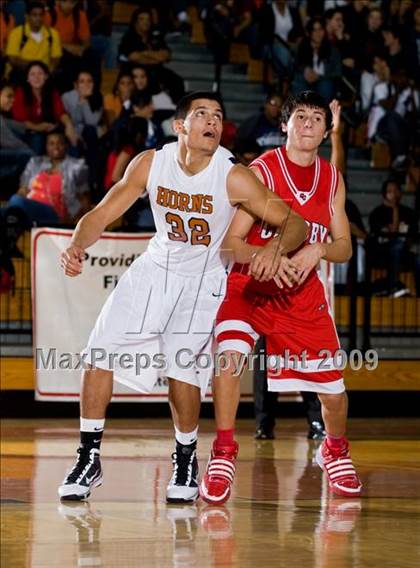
232, 146, 339, 294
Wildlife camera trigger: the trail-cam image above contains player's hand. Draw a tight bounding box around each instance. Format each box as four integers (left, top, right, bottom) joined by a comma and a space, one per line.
290, 244, 324, 285
248, 239, 283, 281
61, 244, 85, 277
329, 99, 341, 134
273, 256, 299, 289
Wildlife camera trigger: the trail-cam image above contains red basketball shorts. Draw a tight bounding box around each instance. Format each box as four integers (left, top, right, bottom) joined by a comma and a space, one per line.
215, 272, 344, 394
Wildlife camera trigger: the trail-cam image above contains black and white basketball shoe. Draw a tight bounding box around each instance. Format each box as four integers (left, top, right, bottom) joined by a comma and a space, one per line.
166, 442, 199, 503
58, 447, 103, 500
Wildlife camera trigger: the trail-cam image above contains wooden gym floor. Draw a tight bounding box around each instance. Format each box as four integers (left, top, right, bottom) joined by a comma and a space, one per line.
1, 417, 420, 568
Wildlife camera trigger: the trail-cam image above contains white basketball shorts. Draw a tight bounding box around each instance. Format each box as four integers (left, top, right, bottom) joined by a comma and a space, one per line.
83, 251, 227, 397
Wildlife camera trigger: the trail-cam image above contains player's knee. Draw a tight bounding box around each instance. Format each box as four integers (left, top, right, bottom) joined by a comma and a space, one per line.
318, 392, 346, 412
215, 351, 247, 378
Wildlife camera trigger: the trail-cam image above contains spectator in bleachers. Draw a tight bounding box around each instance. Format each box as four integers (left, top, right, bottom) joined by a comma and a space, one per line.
11, 60, 78, 155
46, 0, 94, 92
5, 1, 62, 80
291, 16, 341, 101
365, 55, 410, 169
131, 63, 150, 94
324, 8, 359, 89
103, 70, 135, 128
258, 0, 304, 88
341, 0, 370, 41
104, 116, 148, 191
232, 138, 262, 166
118, 7, 184, 103
1, 5, 15, 76
382, 26, 417, 78
87, 0, 115, 69
236, 90, 284, 151
6, 131, 90, 227
403, 6, 420, 82
62, 69, 104, 191
369, 178, 420, 297
358, 7, 385, 65
204, 0, 234, 92
383, 0, 415, 29
130, 90, 162, 149
0, 81, 34, 181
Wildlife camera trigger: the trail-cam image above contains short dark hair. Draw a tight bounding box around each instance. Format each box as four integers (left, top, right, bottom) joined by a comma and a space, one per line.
26, 1, 45, 13
281, 91, 333, 131
131, 90, 152, 108
174, 91, 226, 120
381, 178, 400, 196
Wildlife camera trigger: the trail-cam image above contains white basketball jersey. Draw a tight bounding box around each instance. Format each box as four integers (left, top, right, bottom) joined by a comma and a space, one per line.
146, 142, 237, 274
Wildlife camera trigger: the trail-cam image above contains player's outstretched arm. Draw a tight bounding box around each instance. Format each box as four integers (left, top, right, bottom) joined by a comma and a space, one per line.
227, 164, 307, 253
61, 150, 154, 277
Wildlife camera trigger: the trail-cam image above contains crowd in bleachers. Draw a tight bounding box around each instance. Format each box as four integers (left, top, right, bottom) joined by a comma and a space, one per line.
0, 0, 419, 296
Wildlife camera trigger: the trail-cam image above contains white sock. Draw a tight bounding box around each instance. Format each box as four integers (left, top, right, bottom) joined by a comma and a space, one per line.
80, 417, 105, 433
174, 425, 198, 446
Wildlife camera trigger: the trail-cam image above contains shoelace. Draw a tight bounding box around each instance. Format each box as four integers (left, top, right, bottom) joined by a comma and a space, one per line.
66, 448, 94, 484
171, 450, 195, 486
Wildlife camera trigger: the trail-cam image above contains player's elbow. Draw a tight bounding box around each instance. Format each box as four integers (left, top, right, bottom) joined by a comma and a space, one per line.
337, 239, 353, 263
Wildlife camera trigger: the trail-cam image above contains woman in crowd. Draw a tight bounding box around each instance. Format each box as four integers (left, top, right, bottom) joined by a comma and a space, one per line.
11, 60, 78, 154
291, 16, 342, 101
103, 70, 135, 128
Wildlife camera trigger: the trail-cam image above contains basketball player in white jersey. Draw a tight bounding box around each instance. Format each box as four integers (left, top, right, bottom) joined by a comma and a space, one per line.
58, 92, 307, 502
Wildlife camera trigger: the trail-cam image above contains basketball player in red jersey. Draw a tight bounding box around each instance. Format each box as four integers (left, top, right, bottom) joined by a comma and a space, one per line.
200, 91, 362, 504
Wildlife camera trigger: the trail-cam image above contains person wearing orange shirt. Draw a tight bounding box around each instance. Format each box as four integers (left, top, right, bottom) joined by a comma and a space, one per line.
46, 0, 94, 92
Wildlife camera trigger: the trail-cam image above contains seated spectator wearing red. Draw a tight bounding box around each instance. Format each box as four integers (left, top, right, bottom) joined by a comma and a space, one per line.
104, 116, 148, 191
11, 60, 78, 154
369, 178, 420, 298
45, 0, 94, 92
291, 16, 341, 102
118, 7, 184, 103
6, 131, 90, 227
103, 71, 135, 128
0, 81, 34, 183
5, 1, 62, 83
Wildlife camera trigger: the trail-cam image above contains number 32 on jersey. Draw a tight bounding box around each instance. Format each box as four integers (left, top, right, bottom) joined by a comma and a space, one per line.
165, 212, 211, 246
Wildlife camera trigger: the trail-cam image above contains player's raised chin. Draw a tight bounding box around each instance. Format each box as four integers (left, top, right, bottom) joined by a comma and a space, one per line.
281, 106, 330, 151
172, 99, 223, 154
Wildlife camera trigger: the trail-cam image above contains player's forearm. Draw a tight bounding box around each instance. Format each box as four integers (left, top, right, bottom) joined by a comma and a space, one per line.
70, 209, 107, 250
318, 238, 352, 263
276, 214, 308, 253
221, 235, 261, 264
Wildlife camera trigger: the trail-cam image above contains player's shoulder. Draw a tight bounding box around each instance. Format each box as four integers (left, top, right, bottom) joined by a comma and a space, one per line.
215, 144, 238, 165
250, 147, 279, 169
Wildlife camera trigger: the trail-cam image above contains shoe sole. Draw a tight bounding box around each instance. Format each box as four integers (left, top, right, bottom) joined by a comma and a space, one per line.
166, 495, 198, 504
59, 475, 103, 501
315, 447, 362, 497
199, 480, 231, 505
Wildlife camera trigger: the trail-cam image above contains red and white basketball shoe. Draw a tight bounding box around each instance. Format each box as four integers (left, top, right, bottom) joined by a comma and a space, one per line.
316, 440, 362, 497
199, 441, 238, 505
